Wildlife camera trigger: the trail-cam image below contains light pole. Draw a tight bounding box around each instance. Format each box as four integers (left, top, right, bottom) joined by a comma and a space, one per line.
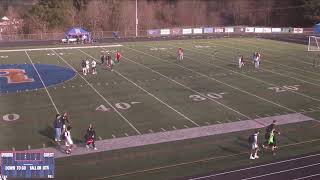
135, 0, 138, 37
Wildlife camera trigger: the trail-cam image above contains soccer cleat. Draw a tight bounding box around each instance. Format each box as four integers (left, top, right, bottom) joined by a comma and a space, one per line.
254, 155, 259, 159
86, 145, 89, 149
55, 138, 58, 142
249, 155, 255, 160
94, 147, 97, 150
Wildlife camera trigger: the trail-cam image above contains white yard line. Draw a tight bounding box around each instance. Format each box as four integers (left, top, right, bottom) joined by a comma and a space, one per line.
24, 51, 59, 114
121, 55, 250, 119
79, 48, 200, 127
0, 44, 122, 52
125, 45, 297, 114
168, 42, 320, 103
190, 153, 320, 180
203, 41, 320, 88
241, 162, 320, 180
51, 49, 142, 135
293, 173, 320, 180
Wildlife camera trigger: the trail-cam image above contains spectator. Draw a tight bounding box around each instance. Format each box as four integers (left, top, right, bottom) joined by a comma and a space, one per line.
85, 124, 97, 150
53, 114, 63, 142
61, 112, 70, 126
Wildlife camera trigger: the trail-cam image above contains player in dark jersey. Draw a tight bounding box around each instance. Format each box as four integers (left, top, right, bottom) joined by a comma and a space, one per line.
81, 60, 87, 75
100, 54, 106, 65
106, 53, 113, 71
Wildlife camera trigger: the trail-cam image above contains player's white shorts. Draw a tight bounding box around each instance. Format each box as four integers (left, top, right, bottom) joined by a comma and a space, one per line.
86, 65, 90, 69
65, 138, 73, 146
251, 143, 258, 150
82, 67, 86, 71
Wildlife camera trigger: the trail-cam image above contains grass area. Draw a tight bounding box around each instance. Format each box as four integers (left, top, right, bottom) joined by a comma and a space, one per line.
1, 37, 320, 179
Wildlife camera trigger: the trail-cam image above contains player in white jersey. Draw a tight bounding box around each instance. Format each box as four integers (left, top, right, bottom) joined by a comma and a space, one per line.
85, 59, 90, 74
91, 60, 97, 74
254, 52, 261, 69
63, 125, 74, 154
238, 55, 244, 69
249, 130, 260, 159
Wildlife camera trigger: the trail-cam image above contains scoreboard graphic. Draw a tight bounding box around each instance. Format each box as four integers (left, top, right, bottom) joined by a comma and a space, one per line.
0, 151, 55, 178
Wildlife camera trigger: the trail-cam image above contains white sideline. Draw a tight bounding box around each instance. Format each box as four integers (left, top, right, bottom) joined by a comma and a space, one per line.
24, 51, 60, 114
0, 44, 122, 52
79, 48, 200, 127
51, 49, 141, 135
190, 153, 320, 180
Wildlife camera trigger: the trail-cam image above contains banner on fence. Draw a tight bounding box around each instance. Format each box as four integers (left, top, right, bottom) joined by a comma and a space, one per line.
214, 27, 224, 33
147, 29, 160, 36
160, 29, 170, 35
293, 28, 303, 33
224, 27, 234, 33
254, 28, 263, 33
203, 27, 214, 33
281, 28, 291, 33
262, 28, 272, 33
171, 28, 181, 35
245, 27, 254, 32
182, 28, 192, 34
271, 28, 282, 33
193, 28, 203, 34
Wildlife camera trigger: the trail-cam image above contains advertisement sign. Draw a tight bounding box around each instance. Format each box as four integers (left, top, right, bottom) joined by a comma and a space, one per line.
160, 29, 170, 35
293, 28, 303, 33
203, 27, 214, 33
171, 28, 181, 35
271, 28, 282, 33
254, 28, 263, 33
224, 27, 234, 33
281, 28, 291, 33
245, 27, 254, 32
214, 27, 224, 33
147, 29, 160, 36
193, 28, 203, 34
182, 28, 192, 34
262, 28, 272, 33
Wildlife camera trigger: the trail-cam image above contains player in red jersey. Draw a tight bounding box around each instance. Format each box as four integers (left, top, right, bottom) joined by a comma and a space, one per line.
177, 48, 184, 61
115, 51, 121, 63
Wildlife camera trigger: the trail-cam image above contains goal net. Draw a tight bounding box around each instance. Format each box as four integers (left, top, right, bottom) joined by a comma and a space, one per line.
308, 36, 320, 51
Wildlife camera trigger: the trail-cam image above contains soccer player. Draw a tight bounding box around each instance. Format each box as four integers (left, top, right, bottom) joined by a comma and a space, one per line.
115, 51, 121, 63
53, 114, 63, 142
177, 47, 184, 61
85, 59, 90, 74
238, 55, 244, 69
81, 60, 87, 75
85, 124, 97, 150
267, 129, 278, 155
91, 59, 97, 74
106, 53, 113, 71
100, 53, 106, 65
249, 130, 259, 160
63, 125, 73, 154
254, 52, 261, 69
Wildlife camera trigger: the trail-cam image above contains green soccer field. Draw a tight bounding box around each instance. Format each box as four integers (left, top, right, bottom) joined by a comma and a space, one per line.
1, 37, 320, 179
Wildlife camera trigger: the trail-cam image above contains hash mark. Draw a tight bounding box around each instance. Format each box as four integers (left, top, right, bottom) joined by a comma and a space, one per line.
148, 129, 154, 133
124, 133, 129, 137
172, 126, 177, 130
309, 108, 315, 111
112, 134, 116, 138
216, 121, 221, 123
184, 125, 189, 128
255, 115, 261, 118
265, 114, 270, 116
98, 136, 102, 140
205, 122, 210, 125
161, 128, 166, 132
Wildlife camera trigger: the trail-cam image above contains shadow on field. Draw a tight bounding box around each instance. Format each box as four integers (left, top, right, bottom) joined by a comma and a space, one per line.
39, 126, 54, 141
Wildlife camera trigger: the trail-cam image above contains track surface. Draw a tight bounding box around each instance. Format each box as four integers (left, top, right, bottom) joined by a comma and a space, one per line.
186, 152, 320, 180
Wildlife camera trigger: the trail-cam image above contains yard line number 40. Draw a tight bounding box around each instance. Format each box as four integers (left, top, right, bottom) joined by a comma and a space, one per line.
268, 85, 300, 93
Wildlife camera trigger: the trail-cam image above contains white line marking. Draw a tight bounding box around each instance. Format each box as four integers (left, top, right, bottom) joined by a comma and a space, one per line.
216, 121, 222, 123
88, 48, 199, 127
148, 129, 154, 133
25, 51, 59, 114
241, 162, 320, 180
293, 173, 320, 180
184, 125, 189, 128
161, 128, 166, 132
265, 114, 271, 116
112, 135, 116, 138
205, 122, 210, 125
121, 54, 250, 120
309, 108, 315, 111
0, 44, 123, 52
237, 118, 242, 121
172, 126, 177, 130
52, 49, 141, 135
169, 43, 320, 104
189, 153, 320, 180
124, 133, 129, 137
127, 45, 297, 115
255, 115, 261, 118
